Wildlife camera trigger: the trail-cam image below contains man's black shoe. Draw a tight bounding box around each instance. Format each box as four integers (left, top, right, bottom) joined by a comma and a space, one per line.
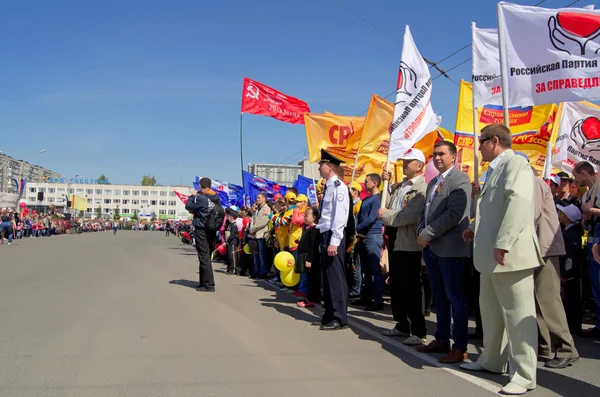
250, 274, 259, 280
365, 303, 384, 312
544, 357, 579, 369
320, 321, 347, 331
258, 274, 270, 280
196, 286, 215, 292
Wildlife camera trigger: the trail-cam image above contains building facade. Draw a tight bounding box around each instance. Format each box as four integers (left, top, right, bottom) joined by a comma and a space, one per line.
0, 153, 60, 193
26, 181, 193, 220
247, 163, 301, 186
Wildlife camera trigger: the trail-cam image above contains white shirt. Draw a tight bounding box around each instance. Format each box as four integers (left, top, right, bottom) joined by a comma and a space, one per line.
424, 167, 453, 225
317, 175, 350, 247
484, 150, 509, 187
391, 175, 423, 211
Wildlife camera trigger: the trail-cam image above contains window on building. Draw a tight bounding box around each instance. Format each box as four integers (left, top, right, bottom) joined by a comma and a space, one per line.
86, 208, 92, 213
150, 191, 157, 196
160, 191, 167, 196
113, 199, 120, 204
48, 188, 56, 193
159, 210, 167, 215
150, 200, 157, 206
48, 198, 54, 203
169, 192, 175, 197
28, 196, 36, 202
132, 191, 140, 196
86, 189, 93, 195
168, 201, 176, 206
168, 210, 176, 215
159, 200, 167, 206
94, 199, 101, 205
76, 189, 83, 194
104, 190, 112, 195
113, 190, 120, 195
141, 200, 148, 205
87, 199, 93, 203
132, 200, 139, 205
142, 191, 149, 196
122, 209, 130, 214
39, 188, 45, 192
29, 187, 37, 193
57, 188, 66, 193
56, 198, 64, 203
123, 190, 130, 196
104, 199, 111, 204
122, 199, 129, 205
95, 189, 102, 195
68, 189, 74, 194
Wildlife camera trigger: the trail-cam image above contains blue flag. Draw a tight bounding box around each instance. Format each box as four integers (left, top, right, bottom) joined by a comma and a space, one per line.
293, 175, 317, 205
242, 171, 287, 204
212, 179, 245, 208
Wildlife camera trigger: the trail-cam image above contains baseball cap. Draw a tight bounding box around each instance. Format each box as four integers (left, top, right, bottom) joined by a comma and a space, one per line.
229, 205, 239, 212
557, 171, 574, 182
295, 194, 308, 203
285, 191, 296, 202
351, 181, 362, 192
556, 203, 582, 222
398, 148, 426, 163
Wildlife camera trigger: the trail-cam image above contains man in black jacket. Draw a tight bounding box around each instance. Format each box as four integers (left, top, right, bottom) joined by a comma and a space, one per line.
185, 177, 221, 292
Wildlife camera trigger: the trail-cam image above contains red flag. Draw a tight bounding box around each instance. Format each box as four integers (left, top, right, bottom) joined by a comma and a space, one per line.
174, 191, 189, 204
241, 77, 310, 124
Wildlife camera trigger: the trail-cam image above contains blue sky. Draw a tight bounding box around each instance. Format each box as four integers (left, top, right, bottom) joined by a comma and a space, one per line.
0, 0, 582, 186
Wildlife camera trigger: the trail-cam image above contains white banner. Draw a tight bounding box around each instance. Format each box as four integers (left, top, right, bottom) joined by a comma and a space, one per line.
472, 25, 501, 108
498, 2, 600, 107
552, 101, 600, 173
388, 25, 441, 162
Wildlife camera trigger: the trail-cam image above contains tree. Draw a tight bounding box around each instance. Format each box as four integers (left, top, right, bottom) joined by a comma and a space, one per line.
141, 175, 157, 186
132, 209, 139, 221
151, 211, 157, 222
113, 206, 120, 221
79, 210, 84, 218
98, 174, 111, 184
95, 207, 102, 219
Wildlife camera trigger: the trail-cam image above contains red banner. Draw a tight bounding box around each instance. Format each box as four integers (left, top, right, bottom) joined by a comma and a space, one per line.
241, 77, 310, 124
174, 191, 189, 205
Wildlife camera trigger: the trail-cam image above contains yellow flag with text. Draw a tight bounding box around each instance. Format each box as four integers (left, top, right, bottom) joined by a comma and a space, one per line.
455, 80, 557, 182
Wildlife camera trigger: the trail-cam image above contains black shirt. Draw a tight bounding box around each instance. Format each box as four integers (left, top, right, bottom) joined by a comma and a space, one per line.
1, 215, 10, 222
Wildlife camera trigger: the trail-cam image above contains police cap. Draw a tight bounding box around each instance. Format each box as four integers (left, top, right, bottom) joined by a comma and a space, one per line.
319, 148, 345, 166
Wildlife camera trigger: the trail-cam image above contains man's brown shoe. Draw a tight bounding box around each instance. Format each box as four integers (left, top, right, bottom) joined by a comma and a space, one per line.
416, 340, 451, 353
439, 348, 468, 364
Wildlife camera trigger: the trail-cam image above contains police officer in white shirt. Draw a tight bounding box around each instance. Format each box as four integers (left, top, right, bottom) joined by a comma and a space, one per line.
316, 149, 350, 331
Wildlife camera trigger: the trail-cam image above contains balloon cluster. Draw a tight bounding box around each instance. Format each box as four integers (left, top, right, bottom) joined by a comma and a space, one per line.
274, 251, 300, 287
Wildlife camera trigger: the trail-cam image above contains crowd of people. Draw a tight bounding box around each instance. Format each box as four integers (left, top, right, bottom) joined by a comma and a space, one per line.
182, 123, 599, 396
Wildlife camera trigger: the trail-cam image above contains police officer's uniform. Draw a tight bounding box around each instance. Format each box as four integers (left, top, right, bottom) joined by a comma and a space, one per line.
317, 149, 350, 330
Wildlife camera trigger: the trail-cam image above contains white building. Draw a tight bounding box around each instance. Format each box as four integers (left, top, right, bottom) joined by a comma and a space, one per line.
26, 181, 193, 221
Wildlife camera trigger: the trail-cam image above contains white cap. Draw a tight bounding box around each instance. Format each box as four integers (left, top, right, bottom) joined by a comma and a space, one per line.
398, 148, 426, 163
547, 173, 560, 186
556, 203, 582, 222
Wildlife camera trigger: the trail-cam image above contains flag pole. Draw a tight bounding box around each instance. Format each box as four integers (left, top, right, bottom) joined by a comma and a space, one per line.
497, 4, 511, 128
471, 23, 480, 188
239, 112, 245, 191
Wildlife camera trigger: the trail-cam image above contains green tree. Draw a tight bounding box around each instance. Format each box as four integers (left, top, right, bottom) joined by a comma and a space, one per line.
113, 206, 120, 221
132, 209, 139, 221
151, 211, 157, 222
79, 210, 84, 218
98, 174, 111, 184
95, 207, 102, 219
141, 175, 157, 186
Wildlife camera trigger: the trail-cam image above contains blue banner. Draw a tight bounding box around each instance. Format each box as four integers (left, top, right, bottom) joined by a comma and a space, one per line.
292, 175, 317, 205
242, 171, 287, 204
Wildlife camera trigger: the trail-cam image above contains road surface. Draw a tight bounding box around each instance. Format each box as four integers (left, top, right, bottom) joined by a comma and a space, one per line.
1, 231, 598, 396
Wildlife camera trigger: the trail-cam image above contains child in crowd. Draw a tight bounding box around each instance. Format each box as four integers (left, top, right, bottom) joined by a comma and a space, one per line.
557, 203, 584, 335
296, 207, 321, 308
290, 194, 309, 297
226, 210, 240, 275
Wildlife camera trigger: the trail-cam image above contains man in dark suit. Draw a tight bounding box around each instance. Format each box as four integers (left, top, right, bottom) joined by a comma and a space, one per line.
416, 141, 471, 364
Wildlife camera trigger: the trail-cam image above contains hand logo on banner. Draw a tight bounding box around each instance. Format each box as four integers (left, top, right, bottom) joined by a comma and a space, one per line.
396, 61, 418, 104
571, 116, 600, 150
548, 12, 600, 56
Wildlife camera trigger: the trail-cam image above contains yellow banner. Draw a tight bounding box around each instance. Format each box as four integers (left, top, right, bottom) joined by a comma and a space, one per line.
305, 112, 365, 181
71, 195, 86, 211
455, 80, 557, 182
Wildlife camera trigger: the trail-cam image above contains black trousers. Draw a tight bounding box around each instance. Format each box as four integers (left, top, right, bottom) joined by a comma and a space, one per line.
306, 260, 322, 303
564, 278, 583, 335
194, 228, 215, 288
390, 250, 427, 338
320, 231, 348, 325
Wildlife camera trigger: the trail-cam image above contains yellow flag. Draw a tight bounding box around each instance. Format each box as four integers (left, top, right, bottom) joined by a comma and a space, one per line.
455, 80, 557, 182
304, 113, 365, 181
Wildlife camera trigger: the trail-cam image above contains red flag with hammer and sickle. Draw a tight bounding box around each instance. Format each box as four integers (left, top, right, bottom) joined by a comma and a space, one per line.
241, 77, 310, 124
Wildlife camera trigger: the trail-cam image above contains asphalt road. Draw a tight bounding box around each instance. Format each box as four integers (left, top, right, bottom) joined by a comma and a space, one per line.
0, 231, 598, 396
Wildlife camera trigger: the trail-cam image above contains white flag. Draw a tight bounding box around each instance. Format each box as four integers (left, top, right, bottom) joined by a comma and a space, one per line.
552, 101, 600, 173
388, 25, 441, 162
472, 25, 501, 108
498, 2, 600, 107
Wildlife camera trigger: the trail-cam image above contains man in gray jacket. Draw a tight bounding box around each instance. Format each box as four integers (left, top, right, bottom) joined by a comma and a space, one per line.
378, 148, 428, 346
249, 193, 272, 279
416, 141, 471, 364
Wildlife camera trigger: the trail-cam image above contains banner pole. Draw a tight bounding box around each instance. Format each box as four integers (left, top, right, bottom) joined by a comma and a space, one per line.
471, 23, 481, 222
497, 4, 511, 128
309, 160, 319, 206
239, 113, 244, 188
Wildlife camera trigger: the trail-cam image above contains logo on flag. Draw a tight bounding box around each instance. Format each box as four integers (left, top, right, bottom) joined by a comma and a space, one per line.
549, 12, 600, 56
396, 62, 418, 104
571, 116, 600, 150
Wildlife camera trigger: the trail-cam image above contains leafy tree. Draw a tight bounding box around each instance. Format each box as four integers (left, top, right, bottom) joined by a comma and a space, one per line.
132, 209, 139, 221
98, 174, 111, 184
79, 210, 84, 218
95, 207, 102, 219
113, 206, 120, 221
141, 175, 157, 186
151, 212, 157, 222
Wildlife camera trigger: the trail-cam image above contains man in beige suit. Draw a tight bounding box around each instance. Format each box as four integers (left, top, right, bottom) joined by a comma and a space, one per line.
462, 124, 543, 395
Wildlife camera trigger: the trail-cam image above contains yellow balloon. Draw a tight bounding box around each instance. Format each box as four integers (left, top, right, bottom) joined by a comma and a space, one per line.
274, 251, 295, 272
281, 270, 300, 287
243, 244, 251, 255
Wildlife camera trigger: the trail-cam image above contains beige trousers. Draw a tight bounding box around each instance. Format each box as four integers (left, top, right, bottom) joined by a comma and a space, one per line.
477, 269, 537, 390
